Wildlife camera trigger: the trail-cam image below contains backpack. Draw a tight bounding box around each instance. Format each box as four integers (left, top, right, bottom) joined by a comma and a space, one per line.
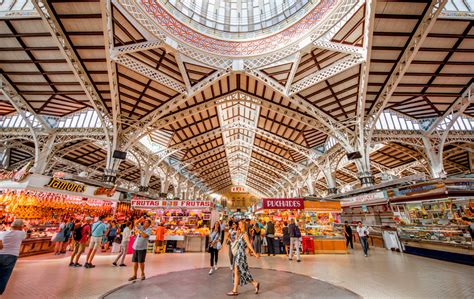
73, 225, 86, 241
295, 226, 302, 238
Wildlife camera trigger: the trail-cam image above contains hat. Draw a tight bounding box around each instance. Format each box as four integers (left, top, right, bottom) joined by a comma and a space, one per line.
85, 216, 93, 221
11, 219, 24, 228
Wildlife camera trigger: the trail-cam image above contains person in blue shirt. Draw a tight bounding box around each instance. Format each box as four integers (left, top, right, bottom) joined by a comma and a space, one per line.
85, 216, 107, 268
129, 217, 152, 281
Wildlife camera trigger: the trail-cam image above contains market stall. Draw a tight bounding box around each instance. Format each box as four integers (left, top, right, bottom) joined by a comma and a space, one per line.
303, 201, 347, 254
0, 173, 118, 257
390, 179, 474, 265
341, 191, 397, 249
131, 198, 212, 252
253, 198, 304, 254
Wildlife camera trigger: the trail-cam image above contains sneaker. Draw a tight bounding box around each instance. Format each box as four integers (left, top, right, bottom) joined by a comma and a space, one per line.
84, 263, 90, 268
69, 262, 75, 267
119, 264, 127, 267
112, 262, 117, 266
88, 264, 96, 268
209, 268, 214, 275
141, 276, 146, 280
213, 266, 218, 271
128, 276, 137, 281
288, 258, 292, 261
297, 260, 301, 263
74, 263, 82, 267
364, 254, 368, 257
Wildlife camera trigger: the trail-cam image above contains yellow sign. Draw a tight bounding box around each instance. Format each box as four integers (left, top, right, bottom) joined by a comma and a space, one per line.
304, 201, 341, 212
45, 177, 85, 193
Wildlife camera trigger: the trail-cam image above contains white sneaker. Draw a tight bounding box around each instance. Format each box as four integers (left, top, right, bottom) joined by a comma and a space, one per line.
213, 266, 218, 271
209, 268, 214, 275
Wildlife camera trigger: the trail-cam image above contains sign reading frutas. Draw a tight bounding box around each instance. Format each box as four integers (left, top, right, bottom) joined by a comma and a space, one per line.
131, 199, 213, 209
94, 186, 116, 197
45, 177, 85, 193
262, 198, 304, 210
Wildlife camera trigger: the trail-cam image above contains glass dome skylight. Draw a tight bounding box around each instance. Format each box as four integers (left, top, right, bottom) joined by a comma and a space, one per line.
160, 0, 315, 39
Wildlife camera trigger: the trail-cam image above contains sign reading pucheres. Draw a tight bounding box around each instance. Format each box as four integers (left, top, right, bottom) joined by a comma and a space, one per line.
45, 177, 85, 193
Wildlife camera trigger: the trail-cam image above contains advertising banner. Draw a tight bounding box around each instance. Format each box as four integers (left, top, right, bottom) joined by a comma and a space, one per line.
262, 198, 304, 210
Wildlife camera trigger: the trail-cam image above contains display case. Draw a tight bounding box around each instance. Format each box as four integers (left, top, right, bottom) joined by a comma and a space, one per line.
397, 225, 472, 248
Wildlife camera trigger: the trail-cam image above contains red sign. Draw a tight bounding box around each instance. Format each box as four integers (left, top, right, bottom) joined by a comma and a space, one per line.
262, 198, 304, 210
131, 199, 213, 209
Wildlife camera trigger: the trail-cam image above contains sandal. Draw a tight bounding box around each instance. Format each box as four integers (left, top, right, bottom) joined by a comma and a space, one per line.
255, 282, 260, 294
226, 291, 239, 296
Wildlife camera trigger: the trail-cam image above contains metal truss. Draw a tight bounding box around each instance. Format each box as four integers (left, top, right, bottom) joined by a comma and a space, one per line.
0, 74, 51, 130
33, 0, 112, 140
289, 54, 365, 95
175, 53, 192, 93
110, 40, 165, 57
122, 68, 231, 148
366, 0, 448, 137
113, 54, 186, 93
313, 41, 366, 56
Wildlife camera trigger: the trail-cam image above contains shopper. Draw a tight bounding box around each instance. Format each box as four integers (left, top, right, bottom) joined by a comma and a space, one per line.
0, 219, 26, 295
154, 222, 166, 253
129, 217, 152, 281
62, 217, 74, 253
226, 221, 237, 270
252, 221, 262, 254
288, 219, 301, 262
104, 221, 119, 252
356, 221, 370, 257
70, 216, 92, 267
220, 221, 226, 243
52, 219, 67, 255
208, 221, 221, 275
265, 220, 275, 256
227, 220, 260, 296
282, 222, 290, 256
85, 215, 107, 268
113, 221, 132, 267
344, 221, 354, 249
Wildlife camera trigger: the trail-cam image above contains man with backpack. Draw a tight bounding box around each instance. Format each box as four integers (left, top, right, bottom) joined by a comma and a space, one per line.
288, 219, 301, 262
69, 217, 92, 267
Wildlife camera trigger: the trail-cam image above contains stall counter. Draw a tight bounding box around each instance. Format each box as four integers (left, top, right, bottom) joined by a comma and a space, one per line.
19, 237, 54, 257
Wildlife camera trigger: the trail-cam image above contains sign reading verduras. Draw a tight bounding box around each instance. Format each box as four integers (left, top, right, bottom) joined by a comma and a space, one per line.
45, 177, 85, 193
262, 198, 304, 210
131, 199, 214, 209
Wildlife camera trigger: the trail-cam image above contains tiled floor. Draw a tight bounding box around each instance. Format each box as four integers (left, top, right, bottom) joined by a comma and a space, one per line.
2, 247, 473, 299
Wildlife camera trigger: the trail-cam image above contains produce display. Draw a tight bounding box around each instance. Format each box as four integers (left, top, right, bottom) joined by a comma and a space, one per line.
302, 211, 344, 239
154, 209, 210, 236
397, 225, 472, 247
0, 190, 113, 220
164, 226, 210, 236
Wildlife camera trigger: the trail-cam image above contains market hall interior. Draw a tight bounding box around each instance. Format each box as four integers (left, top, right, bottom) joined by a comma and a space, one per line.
0, 0, 473, 298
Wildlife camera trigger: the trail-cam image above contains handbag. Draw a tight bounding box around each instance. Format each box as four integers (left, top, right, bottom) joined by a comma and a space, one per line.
215, 241, 222, 250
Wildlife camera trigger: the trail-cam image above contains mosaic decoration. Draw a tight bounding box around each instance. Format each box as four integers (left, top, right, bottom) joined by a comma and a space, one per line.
140, 0, 336, 57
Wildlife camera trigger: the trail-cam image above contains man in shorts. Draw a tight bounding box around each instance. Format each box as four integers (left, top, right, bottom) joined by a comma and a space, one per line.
129, 217, 152, 281
70, 216, 92, 267
85, 216, 107, 268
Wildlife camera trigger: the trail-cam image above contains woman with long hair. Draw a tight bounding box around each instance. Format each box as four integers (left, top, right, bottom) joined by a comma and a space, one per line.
208, 221, 221, 275
227, 221, 260, 296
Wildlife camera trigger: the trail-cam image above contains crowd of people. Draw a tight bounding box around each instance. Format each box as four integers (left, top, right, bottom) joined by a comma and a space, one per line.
0, 214, 378, 296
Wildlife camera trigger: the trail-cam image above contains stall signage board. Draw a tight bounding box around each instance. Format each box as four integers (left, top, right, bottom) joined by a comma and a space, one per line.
45, 177, 85, 193
131, 199, 214, 209
231, 186, 246, 193
395, 183, 444, 196
304, 201, 341, 211
342, 191, 387, 204
262, 198, 304, 210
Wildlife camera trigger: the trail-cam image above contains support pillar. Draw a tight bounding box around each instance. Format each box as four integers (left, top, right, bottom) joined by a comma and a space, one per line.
306, 174, 315, 196
33, 134, 56, 175
422, 136, 446, 179
322, 160, 338, 195
0, 147, 11, 169
139, 162, 153, 193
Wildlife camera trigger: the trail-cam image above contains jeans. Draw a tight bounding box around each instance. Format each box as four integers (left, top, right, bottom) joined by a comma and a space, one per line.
360, 236, 369, 255
209, 247, 218, 267
0, 254, 18, 295
114, 241, 129, 265
266, 236, 275, 255
253, 235, 262, 254
289, 237, 301, 261
346, 235, 354, 249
